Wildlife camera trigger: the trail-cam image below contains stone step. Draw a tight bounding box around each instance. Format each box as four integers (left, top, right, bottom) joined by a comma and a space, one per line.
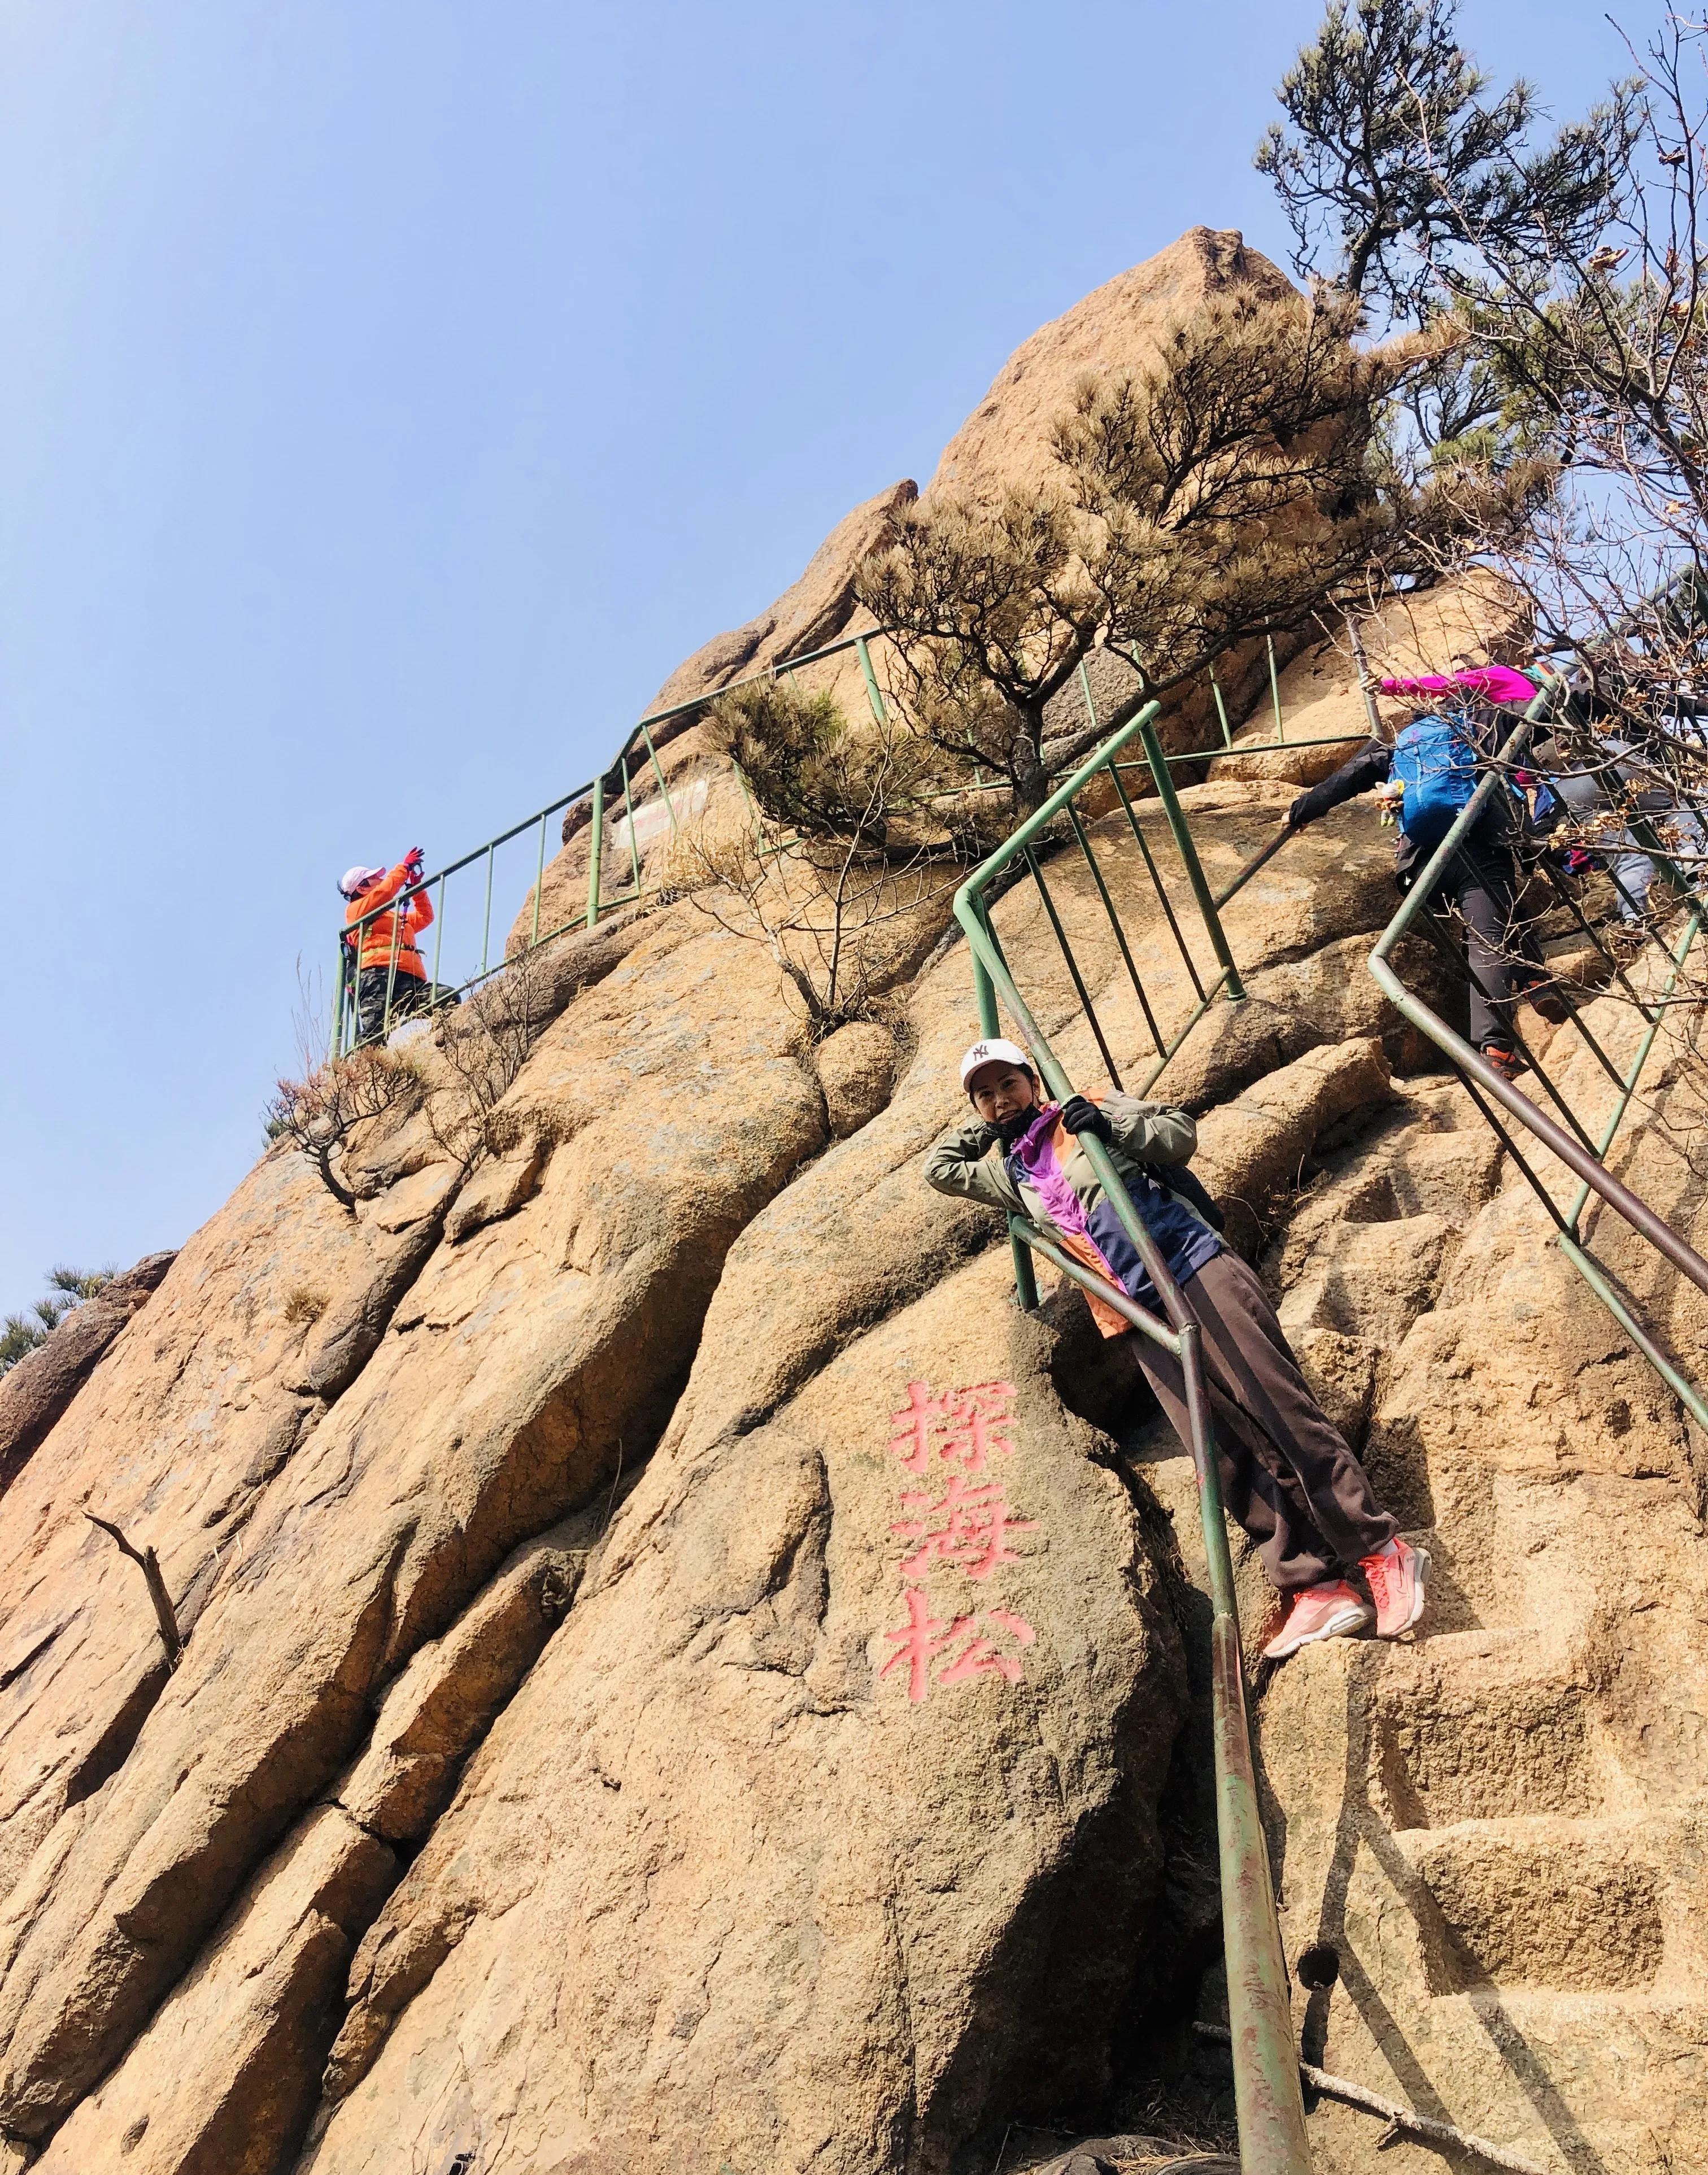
1392, 1814, 1681, 1997
1367, 1653, 1622, 1829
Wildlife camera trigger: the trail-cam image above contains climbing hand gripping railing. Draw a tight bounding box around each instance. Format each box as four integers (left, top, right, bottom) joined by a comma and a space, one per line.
1367, 675, 1708, 1423
951, 705, 1314, 2175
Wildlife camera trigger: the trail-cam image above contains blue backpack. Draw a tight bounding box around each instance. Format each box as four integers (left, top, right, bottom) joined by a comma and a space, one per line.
1391, 712, 1480, 849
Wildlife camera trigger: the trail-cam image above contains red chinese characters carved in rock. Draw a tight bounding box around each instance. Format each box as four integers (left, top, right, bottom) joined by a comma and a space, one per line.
879, 1378, 1038, 1704
891, 1471, 1036, 1583
888, 1379, 1017, 1477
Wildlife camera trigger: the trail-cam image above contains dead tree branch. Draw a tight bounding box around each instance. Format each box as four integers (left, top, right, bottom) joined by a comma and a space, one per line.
1192, 2023, 1545, 2174
85, 1511, 183, 1667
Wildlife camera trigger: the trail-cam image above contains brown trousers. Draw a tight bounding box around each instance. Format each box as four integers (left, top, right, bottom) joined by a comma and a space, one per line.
1132, 1250, 1396, 1593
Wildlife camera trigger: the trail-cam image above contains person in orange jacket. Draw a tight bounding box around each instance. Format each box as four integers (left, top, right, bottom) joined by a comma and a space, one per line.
341, 851, 438, 1043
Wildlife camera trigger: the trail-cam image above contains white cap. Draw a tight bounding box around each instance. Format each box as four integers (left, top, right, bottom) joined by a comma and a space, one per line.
959, 1037, 1032, 1089
340, 864, 384, 899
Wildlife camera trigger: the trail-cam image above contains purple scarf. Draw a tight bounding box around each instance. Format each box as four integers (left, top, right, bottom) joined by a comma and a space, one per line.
1008, 1104, 1093, 1241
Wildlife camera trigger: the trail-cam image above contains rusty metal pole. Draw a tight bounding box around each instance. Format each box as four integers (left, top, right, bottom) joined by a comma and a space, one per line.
1178, 1319, 1310, 2170
996, 1200, 1311, 2173
971, 970, 1310, 2173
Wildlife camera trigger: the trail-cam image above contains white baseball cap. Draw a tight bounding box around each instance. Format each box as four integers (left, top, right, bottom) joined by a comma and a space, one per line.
959, 1037, 1032, 1089
339, 864, 384, 899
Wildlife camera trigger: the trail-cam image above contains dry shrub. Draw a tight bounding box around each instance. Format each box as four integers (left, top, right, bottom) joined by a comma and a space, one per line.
265, 1046, 425, 1210
280, 1285, 328, 1328
421, 944, 552, 1171
666, 810, 956, 1038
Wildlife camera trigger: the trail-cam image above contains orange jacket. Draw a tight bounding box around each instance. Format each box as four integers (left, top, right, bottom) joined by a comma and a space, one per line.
346, 862, 433, 977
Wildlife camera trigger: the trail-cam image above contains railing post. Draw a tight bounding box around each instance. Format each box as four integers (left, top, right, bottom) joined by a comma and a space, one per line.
1138, 717, 1247, 1001
1209, 660, 1233, 747
382, 882, 403, 1043
856, 634, 888, 726
1077, 656, 1100, 731
1267, 634, 1285, 743
480, 843, 495, 978
586, 778, 605, 929
622, 757, 643, 890
974, 943, 1040, 1313
1345, 614, 1384, 739
640, 724, 679, 832
331, 936, 347, 1061
531, 811, 548, 948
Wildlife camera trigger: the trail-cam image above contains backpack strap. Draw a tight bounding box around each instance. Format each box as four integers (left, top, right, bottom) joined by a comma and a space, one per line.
1136, 1158, 1227, 1236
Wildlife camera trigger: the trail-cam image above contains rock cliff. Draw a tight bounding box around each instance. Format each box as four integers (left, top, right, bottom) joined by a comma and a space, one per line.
5, 233, 1708, 2175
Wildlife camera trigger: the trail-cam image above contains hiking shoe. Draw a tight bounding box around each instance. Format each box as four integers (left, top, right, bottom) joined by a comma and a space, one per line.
1481, 1043, 1524, 1084
1361, 1536, 1431, 1640
1262, 1581, 1374, 1662
1604, 920, 1652, 965
1518, 975, 1575, 1025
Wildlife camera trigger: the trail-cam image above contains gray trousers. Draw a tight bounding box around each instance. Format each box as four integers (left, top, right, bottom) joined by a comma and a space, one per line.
1436, 851, 1543, 1053
355, 968, 458, 1044
1132, 1251, 1397, 1593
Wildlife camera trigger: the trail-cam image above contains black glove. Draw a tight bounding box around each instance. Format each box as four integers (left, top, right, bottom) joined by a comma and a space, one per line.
1060, 1095, 1113, 1143
1287, 792, 1313, 830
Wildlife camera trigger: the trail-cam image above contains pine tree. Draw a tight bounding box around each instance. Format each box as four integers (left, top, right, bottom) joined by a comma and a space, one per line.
1, 1267, 114, 1375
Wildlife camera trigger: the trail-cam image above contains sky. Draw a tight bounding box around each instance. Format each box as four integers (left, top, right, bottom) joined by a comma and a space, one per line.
0, 0, 1633, 1302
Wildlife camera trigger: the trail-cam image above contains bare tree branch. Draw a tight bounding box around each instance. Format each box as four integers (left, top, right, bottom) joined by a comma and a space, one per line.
85, 1511, 182, 1667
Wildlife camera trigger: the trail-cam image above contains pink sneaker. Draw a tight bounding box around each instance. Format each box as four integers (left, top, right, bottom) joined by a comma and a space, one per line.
1262, 1580, 1374, 1662
1361, 1536, 1431, 1640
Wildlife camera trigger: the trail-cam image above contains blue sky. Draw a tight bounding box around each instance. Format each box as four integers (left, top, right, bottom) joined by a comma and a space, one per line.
0, 0, 1627, 1300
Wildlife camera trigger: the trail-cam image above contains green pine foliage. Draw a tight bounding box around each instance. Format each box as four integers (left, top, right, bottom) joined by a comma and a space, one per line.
0, 1267, 113, 1375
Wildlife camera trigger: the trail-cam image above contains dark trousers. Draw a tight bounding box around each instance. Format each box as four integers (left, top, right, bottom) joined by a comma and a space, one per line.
1132, 1251, 1397, 1593
356, 967, 439, 1044
1435, 851, 1543, 1053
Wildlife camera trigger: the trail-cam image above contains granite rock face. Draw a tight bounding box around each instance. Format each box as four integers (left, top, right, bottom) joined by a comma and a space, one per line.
8, 237, 1705, 2175
0, 1252, 177, 1494
302, 1253, 1184, 2175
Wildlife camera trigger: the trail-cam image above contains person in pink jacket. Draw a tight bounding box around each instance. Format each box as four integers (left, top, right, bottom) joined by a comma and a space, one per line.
1378, 664, 1541, 711
1287, 662, 1546, 1080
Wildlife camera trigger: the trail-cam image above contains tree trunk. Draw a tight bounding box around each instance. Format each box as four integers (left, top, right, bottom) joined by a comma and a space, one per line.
1010, 711, 1051, 817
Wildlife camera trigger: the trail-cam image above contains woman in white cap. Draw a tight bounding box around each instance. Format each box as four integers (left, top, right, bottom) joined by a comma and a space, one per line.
340, 850, 434, 1043
925, 1039, 1426, 1662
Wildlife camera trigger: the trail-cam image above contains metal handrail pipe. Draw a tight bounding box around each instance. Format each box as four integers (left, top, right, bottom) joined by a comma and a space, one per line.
955, 713, 1310, 2171
1007, 1219, 1186, 1354
1367, 681, 1708, 1305
1563, 910, 1702, 1237
1213, 823, 1295, 911
1558, 1231, 1708, 1432
346, 630, 894, 950
954, 703, 1166, 926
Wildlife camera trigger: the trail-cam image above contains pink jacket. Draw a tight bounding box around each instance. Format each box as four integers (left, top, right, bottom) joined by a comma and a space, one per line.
1379, 666, 1538, 708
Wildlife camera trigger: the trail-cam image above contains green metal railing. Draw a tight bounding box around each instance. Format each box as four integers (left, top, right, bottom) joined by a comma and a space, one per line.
1367, 678, 1708, 1423
333, 624, 904, 1052
946, 660, 1708, 2173
951, 708, 1314, 2175
333, 622, 1369, 1055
